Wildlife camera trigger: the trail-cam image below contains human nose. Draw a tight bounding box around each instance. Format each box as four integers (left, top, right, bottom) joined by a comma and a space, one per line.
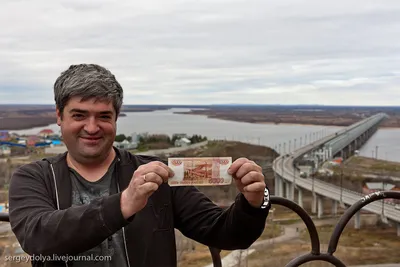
84, 117, 100, 134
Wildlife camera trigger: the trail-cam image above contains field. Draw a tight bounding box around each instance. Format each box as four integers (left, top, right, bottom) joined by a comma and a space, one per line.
244, 223, 400, 267
325, 156, 400, 185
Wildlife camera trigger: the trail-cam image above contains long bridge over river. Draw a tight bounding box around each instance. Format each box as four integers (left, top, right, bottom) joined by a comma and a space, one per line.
272, 113, 400, 236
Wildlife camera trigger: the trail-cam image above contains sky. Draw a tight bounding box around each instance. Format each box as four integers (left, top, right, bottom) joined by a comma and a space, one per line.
1, 0, 400, 106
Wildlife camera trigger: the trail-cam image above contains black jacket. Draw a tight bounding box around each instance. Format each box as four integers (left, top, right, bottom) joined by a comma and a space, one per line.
8, 148, 270, 267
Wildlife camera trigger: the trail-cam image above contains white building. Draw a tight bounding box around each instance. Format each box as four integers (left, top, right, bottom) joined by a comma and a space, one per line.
114, 140, 137, 150
0, 145, 11, 156
174, 137, 191, 147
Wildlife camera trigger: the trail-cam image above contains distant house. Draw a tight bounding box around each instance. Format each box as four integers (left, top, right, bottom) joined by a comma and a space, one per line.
0, 145, 11, 156
113, 140, 137, 150
39, 129, 54, 138
174, 137, 191, 147
27, 135, 41, 147
0, 130, 10, 141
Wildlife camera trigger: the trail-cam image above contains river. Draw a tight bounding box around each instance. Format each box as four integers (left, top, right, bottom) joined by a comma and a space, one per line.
10, 108, 400, 162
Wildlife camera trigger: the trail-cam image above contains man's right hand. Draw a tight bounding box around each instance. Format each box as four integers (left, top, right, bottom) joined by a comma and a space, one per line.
120, 161, 174, 219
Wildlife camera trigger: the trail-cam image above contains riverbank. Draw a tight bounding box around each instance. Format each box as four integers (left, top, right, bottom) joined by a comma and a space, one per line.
174, 108, 400, 128
3, 105, 400, 131
0, 104, 168, 131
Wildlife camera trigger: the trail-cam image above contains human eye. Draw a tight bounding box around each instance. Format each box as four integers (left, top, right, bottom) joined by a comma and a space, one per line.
72, 113, 85, 120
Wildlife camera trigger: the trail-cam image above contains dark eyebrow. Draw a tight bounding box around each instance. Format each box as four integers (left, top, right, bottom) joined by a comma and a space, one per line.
69, 109, 113, 115
99, 111, 113, 115
69, 108, 87, 114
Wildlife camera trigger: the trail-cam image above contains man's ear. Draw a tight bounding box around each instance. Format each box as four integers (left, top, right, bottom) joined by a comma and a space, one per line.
56, 108, 62, 126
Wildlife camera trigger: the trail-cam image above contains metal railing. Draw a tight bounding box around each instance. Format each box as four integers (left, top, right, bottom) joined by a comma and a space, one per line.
209, 190, 400, 267
1, 191, 399, 267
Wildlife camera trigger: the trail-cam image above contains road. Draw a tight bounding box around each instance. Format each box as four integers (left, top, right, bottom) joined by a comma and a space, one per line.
273, 126, 400, 224
137, 141, 208, 156
274, 151, 400, 223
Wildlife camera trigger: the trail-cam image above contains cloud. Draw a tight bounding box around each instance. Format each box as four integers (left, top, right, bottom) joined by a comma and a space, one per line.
0, 0, 400, 105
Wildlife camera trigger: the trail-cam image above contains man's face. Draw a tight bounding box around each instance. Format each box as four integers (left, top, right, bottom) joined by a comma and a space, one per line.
57, 96, 117, 162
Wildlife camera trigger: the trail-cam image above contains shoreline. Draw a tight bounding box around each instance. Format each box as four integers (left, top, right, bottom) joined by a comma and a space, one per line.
4, 119, 398, 133
173, 111, 400, 128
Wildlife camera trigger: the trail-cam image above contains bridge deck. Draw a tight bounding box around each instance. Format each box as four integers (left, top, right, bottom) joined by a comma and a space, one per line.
323, 113, 387, 157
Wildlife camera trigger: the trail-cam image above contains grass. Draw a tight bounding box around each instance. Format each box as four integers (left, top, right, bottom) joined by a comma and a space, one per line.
176, 222, 283, 267
247, 241, 400, 267
299, 224, 400, 248
241, 220, 400, 267
346, 156, 400, 174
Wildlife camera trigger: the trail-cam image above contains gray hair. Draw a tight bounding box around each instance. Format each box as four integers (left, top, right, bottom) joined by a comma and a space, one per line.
54, 64, 123, 117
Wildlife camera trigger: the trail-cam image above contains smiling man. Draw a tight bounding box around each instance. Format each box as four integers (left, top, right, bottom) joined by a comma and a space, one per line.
8, 64, 271, 267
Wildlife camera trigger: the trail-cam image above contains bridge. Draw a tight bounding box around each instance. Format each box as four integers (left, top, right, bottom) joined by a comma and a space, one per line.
272, 112, 400, 236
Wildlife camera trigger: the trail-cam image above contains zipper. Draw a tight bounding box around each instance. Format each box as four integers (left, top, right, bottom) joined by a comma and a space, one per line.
50, 164, 69, 267
116, 158, 131, 267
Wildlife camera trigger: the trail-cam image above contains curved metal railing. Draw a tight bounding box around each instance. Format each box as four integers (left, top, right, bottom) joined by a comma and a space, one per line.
1, 191, 399, 267
209, 190, 400, 267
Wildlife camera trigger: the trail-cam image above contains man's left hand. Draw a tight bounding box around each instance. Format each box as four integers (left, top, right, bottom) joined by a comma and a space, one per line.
228, 158, 266, 208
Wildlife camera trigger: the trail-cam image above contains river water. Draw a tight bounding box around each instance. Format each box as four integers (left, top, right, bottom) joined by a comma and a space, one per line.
11, 108, 400, 162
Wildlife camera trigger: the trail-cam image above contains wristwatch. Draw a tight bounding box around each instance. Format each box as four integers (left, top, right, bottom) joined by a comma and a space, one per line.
260, 187, 270, 209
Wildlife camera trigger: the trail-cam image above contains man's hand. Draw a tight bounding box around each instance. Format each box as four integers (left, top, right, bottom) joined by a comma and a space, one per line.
228, 158, 266, 208
121, 161, 174, 219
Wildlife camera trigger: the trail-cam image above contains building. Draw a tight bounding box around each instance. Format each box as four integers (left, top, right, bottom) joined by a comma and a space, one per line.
0, 145, 11, 156
113, 140, 137, 150
0, 131, 10, 141
174, 137, 191, 147
39, 129, 54, 138
26, 135, 41, 147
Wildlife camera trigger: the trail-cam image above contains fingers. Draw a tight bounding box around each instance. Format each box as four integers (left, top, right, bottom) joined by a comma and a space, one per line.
240, 171, 264, 186
138, 182, 159, 197
151, 161, 175, 178
243, 182, 265, 192
141, 172, 164, 186
231, 159, 262, 179
135, 161, 174, 183
228, 157, 248, 175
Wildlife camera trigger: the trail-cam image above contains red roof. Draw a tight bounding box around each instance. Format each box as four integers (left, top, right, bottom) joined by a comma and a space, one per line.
39, 129, 54, 134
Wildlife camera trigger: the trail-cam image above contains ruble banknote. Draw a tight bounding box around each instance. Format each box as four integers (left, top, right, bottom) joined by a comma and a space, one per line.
168, 157, 232, 186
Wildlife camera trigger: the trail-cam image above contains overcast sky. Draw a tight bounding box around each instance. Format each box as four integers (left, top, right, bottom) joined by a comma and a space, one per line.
1, 0, 400, 106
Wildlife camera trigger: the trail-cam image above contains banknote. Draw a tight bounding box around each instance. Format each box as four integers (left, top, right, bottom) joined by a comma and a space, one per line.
168, 157, 232, 186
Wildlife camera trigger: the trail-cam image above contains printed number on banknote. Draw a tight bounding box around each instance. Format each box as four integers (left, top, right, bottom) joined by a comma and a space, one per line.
168, 157, 232, 186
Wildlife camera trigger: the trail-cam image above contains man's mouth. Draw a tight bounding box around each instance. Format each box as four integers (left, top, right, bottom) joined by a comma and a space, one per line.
80, 136, 102, 140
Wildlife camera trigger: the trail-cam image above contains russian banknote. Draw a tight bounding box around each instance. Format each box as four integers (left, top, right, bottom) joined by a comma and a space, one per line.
168, 157, 232, 186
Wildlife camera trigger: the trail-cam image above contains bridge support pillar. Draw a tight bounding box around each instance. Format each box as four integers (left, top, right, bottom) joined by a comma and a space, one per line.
280, 178, 284, 197
355, 211, 361, 229
397, 223, 400, 237
312, 192, 317, 214
285, 182, 290, 199
277, 177, 284, 197
317, 195, 324, 219
289, 183, 295, 201
298, 188, 303, 208
332, 200, 338, 216
274, 175, 280, 196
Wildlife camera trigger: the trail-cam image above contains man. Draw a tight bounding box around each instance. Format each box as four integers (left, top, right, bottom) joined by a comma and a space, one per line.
9, 64, 271, 267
